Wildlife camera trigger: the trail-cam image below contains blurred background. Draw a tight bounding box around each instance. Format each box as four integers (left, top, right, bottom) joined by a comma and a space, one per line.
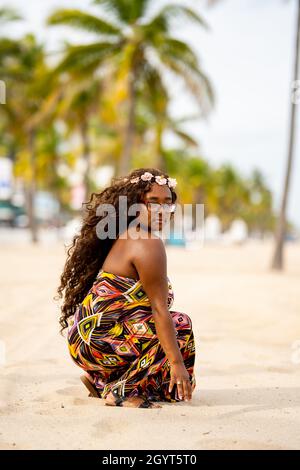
0, 0, 299, 269
1, 0, 300, 450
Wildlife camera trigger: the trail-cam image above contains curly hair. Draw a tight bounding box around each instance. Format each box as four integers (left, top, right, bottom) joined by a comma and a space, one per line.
55, 167, 177, 334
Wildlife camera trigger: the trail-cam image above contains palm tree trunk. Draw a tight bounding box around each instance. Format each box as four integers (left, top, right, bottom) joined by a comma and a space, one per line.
26, 129, 38, 243
80, 121, 91, 202
119, 69, 136, 176
271, 0, 300, 270
155, 122, 167, 172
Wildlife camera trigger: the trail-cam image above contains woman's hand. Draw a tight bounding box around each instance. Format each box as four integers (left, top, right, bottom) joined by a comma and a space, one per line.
169, 362, 193, 401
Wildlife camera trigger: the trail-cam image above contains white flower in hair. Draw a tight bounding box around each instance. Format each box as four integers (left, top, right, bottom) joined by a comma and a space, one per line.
167, 177, 177, 188
140, 171, 153, 181
155, 175, 167, 185
130, 177, 140, 183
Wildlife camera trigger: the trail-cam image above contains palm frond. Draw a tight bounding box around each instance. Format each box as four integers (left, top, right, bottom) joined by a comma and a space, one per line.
0, 38, 22, 58
156, 37, 202, 70
52, 42, 121, 74
142, 63, 167, 97
146, 3, 209, 32
25, 88, 64, 132
160, 55, 215, 116
175, 113, 203, 124
154, 36, 215, 114
93, 0, 152, 24
47, 9, 121, 36
172, 128, 198, 147
0, 7, 22, 24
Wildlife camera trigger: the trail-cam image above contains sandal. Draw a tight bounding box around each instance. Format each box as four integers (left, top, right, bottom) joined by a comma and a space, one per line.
138, 399, 153, 408
147, 394, 161, 402
106, 389, 155, 408
80, 374, 101, 398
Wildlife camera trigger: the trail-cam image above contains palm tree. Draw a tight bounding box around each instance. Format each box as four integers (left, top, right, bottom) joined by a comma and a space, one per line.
211, 164, 249, 231
272, 0, 300, 270
0, 7, 22, 80
54, 75, 103, 201
242, 169, 275, 238
0, 6, 21, 24
1, 34, 60, 242
47, 0, 214, 175
0, 7, 22, 151
135, 64, 199, 171
205, 0, 300, 269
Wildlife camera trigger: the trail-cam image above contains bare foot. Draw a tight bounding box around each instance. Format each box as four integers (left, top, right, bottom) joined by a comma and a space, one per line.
105, 390, 162, 408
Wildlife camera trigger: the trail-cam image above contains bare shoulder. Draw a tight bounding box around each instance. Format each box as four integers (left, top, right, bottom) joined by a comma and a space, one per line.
134, 232, 165, 255
128, 230, 167, 271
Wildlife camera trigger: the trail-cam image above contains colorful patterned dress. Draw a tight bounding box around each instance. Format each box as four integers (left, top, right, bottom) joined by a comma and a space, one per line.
67, 269, 196, 402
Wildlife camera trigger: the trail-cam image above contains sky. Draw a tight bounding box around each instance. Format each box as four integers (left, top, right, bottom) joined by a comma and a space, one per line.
2, 0, 300, 228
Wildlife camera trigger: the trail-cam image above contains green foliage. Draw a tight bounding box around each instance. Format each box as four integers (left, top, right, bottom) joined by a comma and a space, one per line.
0, 1, 276, 235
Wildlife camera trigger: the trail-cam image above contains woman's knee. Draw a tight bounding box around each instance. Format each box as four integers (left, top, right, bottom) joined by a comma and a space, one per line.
170, 311, 193, 330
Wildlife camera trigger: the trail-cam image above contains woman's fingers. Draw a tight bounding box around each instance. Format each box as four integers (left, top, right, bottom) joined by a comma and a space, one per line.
169, 366, 194, 401
169, 376, 175, 393
176, 380, 184, 400
182, 379, 192, 401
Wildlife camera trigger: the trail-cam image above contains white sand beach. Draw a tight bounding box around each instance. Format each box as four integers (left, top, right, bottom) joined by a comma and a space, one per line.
0, 240, 299, 450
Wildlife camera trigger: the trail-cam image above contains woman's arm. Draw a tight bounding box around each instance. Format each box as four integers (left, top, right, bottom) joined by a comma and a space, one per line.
130, 235, 192, 401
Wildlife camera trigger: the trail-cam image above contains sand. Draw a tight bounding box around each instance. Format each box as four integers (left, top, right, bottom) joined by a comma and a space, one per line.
0, 237, 299, 450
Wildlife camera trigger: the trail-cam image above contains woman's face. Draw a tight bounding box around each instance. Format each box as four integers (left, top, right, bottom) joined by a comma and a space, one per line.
139, 183, 174, 232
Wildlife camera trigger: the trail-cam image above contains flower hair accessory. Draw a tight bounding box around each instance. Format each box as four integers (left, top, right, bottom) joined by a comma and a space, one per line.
125, 172, 177, 188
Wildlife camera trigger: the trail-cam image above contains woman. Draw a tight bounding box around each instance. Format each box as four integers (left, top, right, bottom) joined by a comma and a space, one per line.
57, 168, 196, 409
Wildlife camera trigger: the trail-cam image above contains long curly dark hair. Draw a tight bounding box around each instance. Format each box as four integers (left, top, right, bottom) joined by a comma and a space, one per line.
55, 167, 177, 334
